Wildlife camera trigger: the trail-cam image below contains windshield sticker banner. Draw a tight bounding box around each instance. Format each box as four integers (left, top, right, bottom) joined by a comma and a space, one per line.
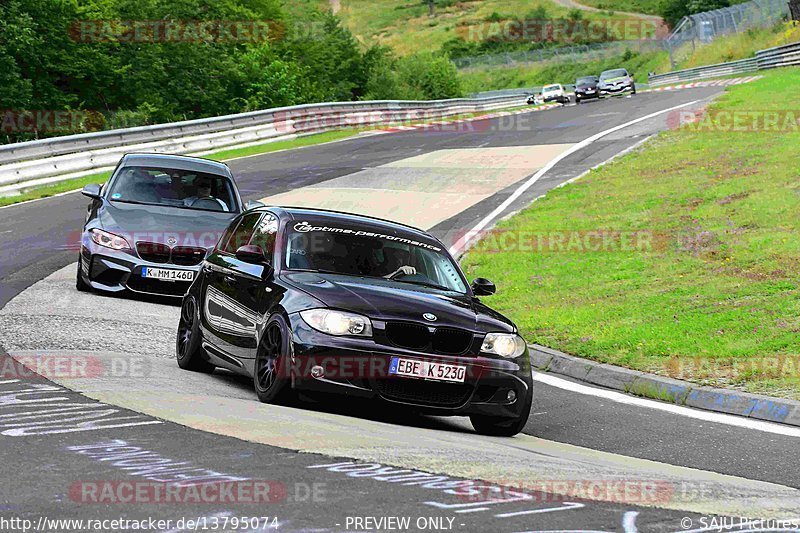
293, 222, 442, 252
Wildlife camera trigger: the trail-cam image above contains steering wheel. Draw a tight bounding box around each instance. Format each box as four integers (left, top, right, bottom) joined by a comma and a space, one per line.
189, 197, 226, 212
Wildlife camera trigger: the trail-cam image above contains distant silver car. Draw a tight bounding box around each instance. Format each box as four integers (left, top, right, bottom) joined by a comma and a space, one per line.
598, 68, 636, 97
76, 153, 261, 297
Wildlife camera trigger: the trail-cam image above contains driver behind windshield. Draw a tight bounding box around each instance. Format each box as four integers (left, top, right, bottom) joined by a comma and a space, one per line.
183, 176, 229, 211
381, 246, 416, 279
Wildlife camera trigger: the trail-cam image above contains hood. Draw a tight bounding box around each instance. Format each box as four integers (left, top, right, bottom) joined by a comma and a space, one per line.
282, 272, 515, 334
98, 201, 237, 249
577, 81, 598, 89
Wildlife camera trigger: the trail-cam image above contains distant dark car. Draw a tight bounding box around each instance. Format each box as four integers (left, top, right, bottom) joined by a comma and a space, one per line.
176, 207, 534, 436
77, 153, 260, 297
574, 75, 600, 104
598, 68, 636, 97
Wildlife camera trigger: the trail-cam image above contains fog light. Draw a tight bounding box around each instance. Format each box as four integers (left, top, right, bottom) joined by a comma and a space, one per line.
311, 366, 324, 379
506, 390, 517, 403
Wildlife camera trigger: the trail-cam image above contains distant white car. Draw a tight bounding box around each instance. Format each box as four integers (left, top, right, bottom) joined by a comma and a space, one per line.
540, 84, 570, 105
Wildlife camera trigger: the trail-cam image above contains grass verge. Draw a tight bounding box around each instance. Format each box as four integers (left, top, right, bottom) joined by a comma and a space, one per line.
461, 67, 800, 399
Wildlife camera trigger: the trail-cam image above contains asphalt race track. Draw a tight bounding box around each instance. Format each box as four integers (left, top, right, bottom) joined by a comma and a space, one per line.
3, 87, 800, 532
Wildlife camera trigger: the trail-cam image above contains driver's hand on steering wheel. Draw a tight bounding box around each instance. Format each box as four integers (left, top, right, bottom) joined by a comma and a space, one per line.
386, 265, 416, 279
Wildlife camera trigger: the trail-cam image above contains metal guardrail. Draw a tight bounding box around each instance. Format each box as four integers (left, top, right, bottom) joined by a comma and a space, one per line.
648, 40, 800, 86
0, 95, 526, 194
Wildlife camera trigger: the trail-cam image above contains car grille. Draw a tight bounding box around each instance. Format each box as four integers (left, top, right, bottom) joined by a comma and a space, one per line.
136, 242, 206, 266
136, 242, 170, 263
384, 322, 473, 355
375, 378, 472, 407
172, 246, 206, 266
126, 276, 191, 297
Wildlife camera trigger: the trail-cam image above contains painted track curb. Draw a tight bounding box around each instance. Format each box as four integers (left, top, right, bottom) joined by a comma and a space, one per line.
530, 344, 800, 426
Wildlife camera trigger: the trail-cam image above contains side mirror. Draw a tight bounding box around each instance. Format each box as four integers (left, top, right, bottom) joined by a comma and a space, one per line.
245, 200, 266, 211
235, 244, 266, 264
81, 183, 102, 199
471, 278, 496, 296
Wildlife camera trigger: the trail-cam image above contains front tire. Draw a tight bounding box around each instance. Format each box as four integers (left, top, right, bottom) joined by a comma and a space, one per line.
470, 391, 532, 437
176, 296, 215, 373
254, 315, 293, 404
76, 258, 91, 292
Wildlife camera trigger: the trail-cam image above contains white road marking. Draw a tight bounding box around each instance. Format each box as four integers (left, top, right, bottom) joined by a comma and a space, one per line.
495, 502, 584, 518
534, 372, 800, 438
449, 99, 700, 255
623, 511, 639, 533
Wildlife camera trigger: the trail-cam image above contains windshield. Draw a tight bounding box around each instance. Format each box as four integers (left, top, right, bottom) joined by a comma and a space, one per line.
577, 76, 597, 86
284, 221, 468, 293
543, 85, 560, 93
600, 69, 628, 80
108, 165, 238, 213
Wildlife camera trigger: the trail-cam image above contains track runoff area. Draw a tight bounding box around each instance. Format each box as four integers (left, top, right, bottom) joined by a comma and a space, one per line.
2, 84, 799, 533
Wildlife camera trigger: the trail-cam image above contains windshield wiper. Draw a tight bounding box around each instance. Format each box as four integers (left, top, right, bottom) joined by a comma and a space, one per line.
392, 279, 456, 292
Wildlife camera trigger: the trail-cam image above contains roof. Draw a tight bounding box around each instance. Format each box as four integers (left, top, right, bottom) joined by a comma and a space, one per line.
120, 153, 231, 175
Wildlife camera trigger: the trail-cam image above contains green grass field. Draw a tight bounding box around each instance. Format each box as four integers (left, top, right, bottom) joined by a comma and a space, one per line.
461, 68, 800, 399
337, 0, 642, 54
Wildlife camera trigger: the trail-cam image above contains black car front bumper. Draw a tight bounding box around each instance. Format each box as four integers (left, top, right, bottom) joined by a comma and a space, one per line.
287, 317, 533, 419
576, 88, 600, 100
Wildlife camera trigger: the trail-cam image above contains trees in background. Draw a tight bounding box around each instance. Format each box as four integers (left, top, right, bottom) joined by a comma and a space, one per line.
0, 0, 462, 142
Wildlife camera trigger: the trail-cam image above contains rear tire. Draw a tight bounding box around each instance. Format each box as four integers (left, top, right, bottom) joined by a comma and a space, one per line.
176, 296, 215, 373
470, 391, 532, 437
254, 315, 293, 404
76, 258, 91, 292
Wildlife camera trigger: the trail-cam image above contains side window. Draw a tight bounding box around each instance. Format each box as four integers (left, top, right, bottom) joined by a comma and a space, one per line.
248, 213, 279, 261
220, 213, 261, 254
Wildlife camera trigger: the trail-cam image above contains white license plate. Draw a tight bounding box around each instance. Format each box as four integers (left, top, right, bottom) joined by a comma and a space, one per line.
389, 357, 466, 383
141, 267, 195, 282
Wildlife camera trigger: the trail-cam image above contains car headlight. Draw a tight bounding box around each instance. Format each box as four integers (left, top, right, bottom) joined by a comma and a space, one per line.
300, 309, 373, 337
481, 333, 526, 358
90, 228, 131, 251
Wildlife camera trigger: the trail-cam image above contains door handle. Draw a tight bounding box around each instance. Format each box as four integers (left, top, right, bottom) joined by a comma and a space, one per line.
223, 275, 237, 285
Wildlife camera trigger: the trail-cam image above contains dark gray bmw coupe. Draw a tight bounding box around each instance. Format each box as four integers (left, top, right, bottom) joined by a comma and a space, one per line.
77, 153, 260, 297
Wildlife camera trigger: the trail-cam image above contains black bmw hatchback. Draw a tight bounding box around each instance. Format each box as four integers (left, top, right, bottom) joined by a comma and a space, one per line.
176, 207, 533, 436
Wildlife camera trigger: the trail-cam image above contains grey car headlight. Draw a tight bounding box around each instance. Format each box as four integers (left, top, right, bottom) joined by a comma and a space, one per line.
481, 333, 527, 359
90, 228, 131, 251
300, 309, 373, 337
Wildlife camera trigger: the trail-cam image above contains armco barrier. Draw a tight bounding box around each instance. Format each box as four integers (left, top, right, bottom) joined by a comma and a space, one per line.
0, 95, 525, 193
649, 40, 800, 86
